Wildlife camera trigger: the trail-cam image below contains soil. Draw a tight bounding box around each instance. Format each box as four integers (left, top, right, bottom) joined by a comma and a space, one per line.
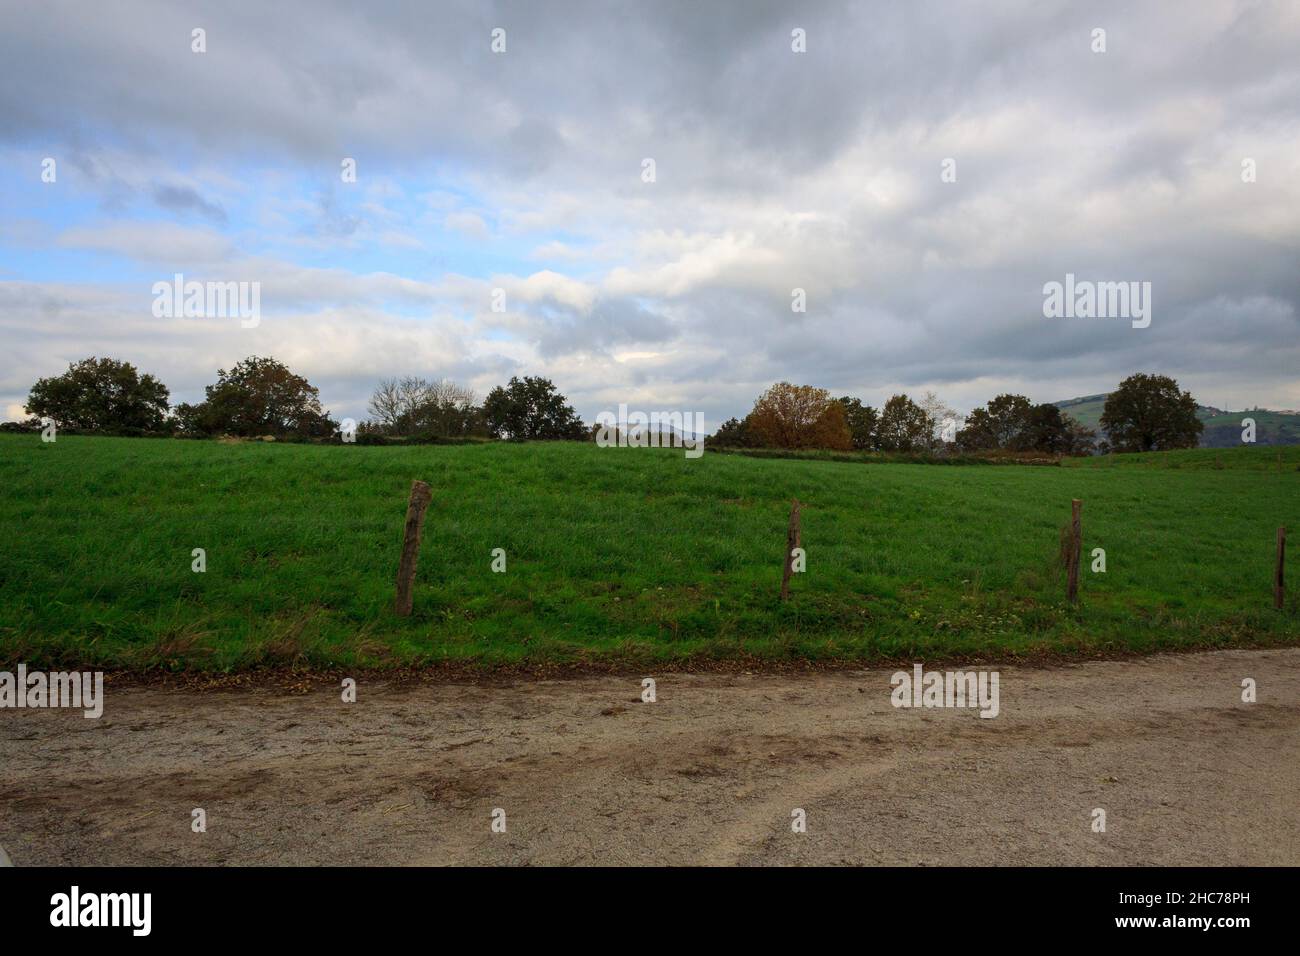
2, 648, 1296, 866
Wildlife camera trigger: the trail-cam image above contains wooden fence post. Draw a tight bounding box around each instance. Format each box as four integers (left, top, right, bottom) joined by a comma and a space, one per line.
394, 480, 432, 616
780, 498, 802, 601
1277, 526, 1287, 611
1067, 498, 1082, 604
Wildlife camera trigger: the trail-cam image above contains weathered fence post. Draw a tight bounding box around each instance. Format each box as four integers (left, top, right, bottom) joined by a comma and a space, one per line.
780, 498, 802, 601
394, 480, 432, 616
1067, 498, 1082, 604
1277, 526, 1287, 611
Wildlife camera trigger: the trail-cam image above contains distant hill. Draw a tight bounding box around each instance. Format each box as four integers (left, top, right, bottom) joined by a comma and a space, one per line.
1052, 394, 1300, 447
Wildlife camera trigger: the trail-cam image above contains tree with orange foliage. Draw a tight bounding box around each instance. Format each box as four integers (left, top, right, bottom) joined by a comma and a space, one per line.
747, 382, 853, 450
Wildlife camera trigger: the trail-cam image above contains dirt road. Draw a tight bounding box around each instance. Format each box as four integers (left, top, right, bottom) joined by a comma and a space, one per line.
2, 648, 1297, 866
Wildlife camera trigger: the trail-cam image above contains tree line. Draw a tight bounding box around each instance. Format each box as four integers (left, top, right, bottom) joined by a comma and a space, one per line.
712, 373, 1203, 455
11, 355, 586, 442
362, 373, 586, 441
10, 356, 1204, 454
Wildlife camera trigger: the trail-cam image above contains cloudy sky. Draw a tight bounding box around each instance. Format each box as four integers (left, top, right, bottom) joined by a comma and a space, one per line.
2, 0, 1298, 427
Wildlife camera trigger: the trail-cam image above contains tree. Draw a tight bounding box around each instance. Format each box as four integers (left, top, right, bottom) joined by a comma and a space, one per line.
368, 376, 481, 437
918, 390, 959, 449
1017, 403, 1096, 455
957, 394, 1035, 451
1061, 414, 1098, 456
1100, 373, 1203, 452
876, 394, 931, 452
711, 416, 761, 447
367, 377, 421, 433
25, 357, 170, 432
177, 356, 336, 437
958, 394, 1097, 455
415, 379, 481, 437
747, 383, 852, 450
836, 397, 879, 450
482, 376, 586, 440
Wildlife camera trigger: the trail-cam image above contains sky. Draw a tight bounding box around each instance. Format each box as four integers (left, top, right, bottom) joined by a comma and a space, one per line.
2, 0, 1298, 428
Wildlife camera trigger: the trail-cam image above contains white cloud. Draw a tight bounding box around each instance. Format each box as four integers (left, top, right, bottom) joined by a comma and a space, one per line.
3, 0, 1300, 427
57, 223, 233, 264
443, 211, 490, 240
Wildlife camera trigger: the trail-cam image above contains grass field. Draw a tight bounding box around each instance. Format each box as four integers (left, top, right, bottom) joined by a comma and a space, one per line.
2, 434, 1297, 671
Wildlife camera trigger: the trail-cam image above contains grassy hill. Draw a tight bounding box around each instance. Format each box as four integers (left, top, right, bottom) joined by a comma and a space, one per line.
1050, 394, 1112, 431
1053, 394, 1300, 447
1055, 392, 1300, 447
1, 434, 1296, 671
1199, 408, 1300, 447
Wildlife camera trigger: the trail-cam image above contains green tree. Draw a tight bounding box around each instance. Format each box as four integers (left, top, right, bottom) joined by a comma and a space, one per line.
711, 416, 760, 447
177, 356, 336, 437
836, 396, 879, 450
957, 394, 1034, 451
25, 357, 170, 432
958, 394, 1097, 454
876, 394, 930, 451
1015, 403, 1096, 454
1100, 373, 1203, 452
482, 376, 586, 440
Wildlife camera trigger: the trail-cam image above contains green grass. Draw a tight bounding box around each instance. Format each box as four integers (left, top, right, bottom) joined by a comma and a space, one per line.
1065, 444, 1300, 471
1, 435, 1297, 671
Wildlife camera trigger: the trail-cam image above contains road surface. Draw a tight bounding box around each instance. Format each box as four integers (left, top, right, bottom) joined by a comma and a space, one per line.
2, 648, 1296, 865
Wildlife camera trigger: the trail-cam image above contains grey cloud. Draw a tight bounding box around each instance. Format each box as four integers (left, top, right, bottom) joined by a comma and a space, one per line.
2, 0, 1300, 423
152, 184, 228, 224
504, 118, 565, 178
529, 297, 676, 358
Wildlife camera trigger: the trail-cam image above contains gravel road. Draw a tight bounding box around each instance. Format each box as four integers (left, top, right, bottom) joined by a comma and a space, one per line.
2, 648, 1296, 866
